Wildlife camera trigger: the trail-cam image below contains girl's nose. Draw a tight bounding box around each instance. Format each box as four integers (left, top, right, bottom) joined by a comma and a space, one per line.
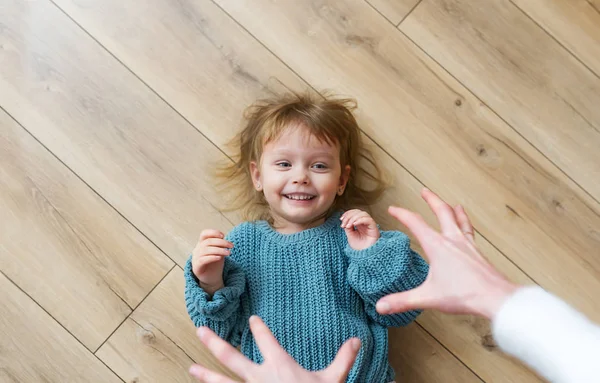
292, 170, 309, 185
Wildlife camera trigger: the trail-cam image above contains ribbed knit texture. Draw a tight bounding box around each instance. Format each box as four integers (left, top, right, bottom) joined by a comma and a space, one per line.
184, 211, 429, 382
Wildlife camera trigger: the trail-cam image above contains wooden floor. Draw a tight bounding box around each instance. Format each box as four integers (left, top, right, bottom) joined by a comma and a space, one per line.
1, 0, 599, 381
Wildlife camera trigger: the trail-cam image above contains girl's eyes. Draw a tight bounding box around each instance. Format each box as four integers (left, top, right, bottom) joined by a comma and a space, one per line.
274, 162, 328, 169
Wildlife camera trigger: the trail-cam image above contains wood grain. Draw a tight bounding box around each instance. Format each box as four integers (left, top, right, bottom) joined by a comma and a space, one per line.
510, 0, 600, 77
0, 272, 122, 383
400, 0, 600, 201
45, 0, 486, 380
51, 0, 309, 152
389, 324, 482, 383
367, 0, 421, 25
0, 107, 172, 350
49, 0, 585, 380
97, 267, 239, 383
214, 0, 600, 320
0, 0, 234, 267
48, 0, 542, 380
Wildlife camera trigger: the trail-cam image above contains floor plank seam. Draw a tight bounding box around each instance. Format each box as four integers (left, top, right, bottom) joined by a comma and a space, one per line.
397, 0, 424, 27
0, 105, 180, 269
364, 0, 397, 26
415, 321, 486, 382
22, 174, 134, 312
47, 0, 236, 230
130, 317, 198, 365
0, 269, 98, 355
93, 264, 177, 356
508, 0, 600, 80
392, 29, 600, 209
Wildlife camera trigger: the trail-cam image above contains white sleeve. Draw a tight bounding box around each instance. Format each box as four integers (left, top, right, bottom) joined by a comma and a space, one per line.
492, 286, 600, 383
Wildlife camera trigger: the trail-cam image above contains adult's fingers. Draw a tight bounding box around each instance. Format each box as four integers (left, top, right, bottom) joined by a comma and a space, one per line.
248, 316, 289, 362
189, 364, 238, 383
321, 338, 361, 382
454, 205, 475, 244
376, 285, 430, 314
199, 229, 224, 242
387, 206, 436, 259
420, 189, 461, 237
196, 327, 254, 379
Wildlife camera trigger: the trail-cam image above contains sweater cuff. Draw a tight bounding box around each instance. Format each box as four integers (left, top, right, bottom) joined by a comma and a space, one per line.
346, 231, 428, 295
184, 257, 245, 321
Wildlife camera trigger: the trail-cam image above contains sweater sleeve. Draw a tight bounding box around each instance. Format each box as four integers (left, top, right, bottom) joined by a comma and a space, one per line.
184, 229, 247, 346
492, 286, 600, 383
346, 230, 429, 327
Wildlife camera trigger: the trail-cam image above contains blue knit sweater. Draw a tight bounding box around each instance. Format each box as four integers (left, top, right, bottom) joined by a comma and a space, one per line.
184, 211, 429, 382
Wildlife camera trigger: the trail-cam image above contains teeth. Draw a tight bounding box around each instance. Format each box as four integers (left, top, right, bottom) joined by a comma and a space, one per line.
286, 194, 314, 200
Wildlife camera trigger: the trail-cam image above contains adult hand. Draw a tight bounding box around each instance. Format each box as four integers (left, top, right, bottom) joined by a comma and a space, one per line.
376, 188, 518, 320
189, 316, 361, 383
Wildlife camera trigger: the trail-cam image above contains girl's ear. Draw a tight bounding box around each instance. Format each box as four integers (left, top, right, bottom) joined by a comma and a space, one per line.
338, 165, 351, 195
250, 161, 262, 191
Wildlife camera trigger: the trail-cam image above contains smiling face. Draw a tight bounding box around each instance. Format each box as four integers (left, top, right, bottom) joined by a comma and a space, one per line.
250, 125, 350, 233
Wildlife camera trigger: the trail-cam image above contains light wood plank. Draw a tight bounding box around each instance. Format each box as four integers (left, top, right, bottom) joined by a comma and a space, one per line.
47, 0, 489, 380
0, 107, 173, 350
367, 0, 421, 25
389, 325, 481, 383
0, 0, 234, 267
97, 268, 238, 383
48, 0, 559, 380
510, 0, 600, 77
0, 272, 121, 383
51, 0, 307, 152
214, 0, 600, 318
400, 0, 600, 201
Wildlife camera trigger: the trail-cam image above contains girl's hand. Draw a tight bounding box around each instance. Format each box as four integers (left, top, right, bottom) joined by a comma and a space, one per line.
191, 229, 233, 295
340, 209, 380, 250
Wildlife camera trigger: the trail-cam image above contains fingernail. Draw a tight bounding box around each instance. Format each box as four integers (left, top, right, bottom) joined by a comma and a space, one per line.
249, 315, 258, 324
376, 301, 390, 313
197, 327, 207, 339
351, 338, 361, 351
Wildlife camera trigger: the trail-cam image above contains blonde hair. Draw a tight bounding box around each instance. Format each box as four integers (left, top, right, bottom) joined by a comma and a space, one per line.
215, 91, 389, 222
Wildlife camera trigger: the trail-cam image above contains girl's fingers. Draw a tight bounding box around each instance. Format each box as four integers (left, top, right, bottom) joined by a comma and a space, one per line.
202, 246, 231, 257
199, 230, 224, 242
197, 256, 225, 270
202, 238, 234, 249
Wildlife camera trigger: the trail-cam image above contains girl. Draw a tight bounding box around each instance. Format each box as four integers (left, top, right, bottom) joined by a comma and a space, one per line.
184, 92, 429, 383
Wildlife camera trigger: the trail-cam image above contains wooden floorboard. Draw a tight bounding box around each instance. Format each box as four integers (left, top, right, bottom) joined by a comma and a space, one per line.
400, 0, 600, 202
0, 271, 122, 383
0, 106, 173, 350
510, 0, 600, 78
367, 0, 421, 25
97, 268, 239, 383
47, 0, 484, 380
1, 0, 597, 381
0, 0, 234, 268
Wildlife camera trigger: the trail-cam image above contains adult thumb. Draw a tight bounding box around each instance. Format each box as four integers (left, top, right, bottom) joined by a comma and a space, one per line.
376, 286, 429, 314
322, 338, 361, 382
